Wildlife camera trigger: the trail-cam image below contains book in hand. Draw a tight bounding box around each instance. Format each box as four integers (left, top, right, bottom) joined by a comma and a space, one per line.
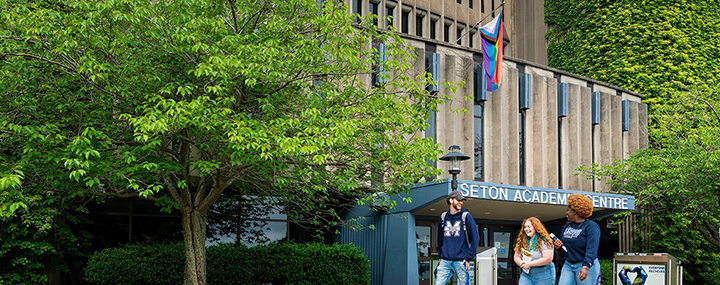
521, 249, 532, 274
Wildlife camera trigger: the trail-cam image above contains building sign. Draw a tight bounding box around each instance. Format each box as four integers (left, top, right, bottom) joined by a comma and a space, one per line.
458, 182, 634, 210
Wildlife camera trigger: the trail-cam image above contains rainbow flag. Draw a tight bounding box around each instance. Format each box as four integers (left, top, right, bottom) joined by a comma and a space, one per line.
481, 12, 503, 92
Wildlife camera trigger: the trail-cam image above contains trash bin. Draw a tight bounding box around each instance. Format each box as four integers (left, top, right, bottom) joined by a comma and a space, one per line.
475, 247, 497, 285
613, 253, 682, 285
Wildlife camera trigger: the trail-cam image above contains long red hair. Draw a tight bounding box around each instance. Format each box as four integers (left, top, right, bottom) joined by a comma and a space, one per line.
513, 217, 552, 253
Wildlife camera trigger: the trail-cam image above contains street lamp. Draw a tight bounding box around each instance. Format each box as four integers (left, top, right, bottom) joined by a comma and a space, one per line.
439, 145, 471, 191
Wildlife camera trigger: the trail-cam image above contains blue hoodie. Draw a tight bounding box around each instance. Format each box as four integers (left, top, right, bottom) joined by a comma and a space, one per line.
436, 209, 480, 261
561, 219, 600, 268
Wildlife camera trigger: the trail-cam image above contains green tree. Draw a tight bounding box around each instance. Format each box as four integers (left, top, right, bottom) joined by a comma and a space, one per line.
546, 1, 720, 283
583, 88, 720, 283
0, 0, 447, 284
545, 0, 720, 104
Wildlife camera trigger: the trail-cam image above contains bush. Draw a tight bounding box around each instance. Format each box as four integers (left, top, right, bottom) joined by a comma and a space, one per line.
599, 259, 613, 285
85, 242, 370, 285
84, 243, 185, 285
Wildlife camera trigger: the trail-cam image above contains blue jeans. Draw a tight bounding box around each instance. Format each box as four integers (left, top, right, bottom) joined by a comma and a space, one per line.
434, 259, 469, 285
519, 262, 556, 285
558, 259, 600, 285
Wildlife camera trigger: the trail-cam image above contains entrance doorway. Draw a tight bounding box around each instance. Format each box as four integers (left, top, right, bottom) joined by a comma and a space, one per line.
482, 225, 518, 285
416, 221, 434, 285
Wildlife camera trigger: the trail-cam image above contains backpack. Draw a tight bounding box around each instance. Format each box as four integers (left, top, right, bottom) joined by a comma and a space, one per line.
440, 211, 471, 249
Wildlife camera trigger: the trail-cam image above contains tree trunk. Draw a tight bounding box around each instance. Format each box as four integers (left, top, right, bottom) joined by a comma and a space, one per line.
181, 206, 208, 285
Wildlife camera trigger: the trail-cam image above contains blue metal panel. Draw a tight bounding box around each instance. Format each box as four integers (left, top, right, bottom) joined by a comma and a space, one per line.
428, 53, 440, 92
622, 100, 630, 131
375, 43, 388, 85
426, 110, 436, 167
557, 83, 568, 117
338, 213, 420, 285
382, 213, 419, 285
474, 63, 488, 101
591, 92, 601, 125
338, 215, 387, 285
519, 73, 531, 110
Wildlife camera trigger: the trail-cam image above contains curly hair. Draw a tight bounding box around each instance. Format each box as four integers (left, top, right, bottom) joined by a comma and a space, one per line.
567, 194, 593, 218
513, 217, 553, 253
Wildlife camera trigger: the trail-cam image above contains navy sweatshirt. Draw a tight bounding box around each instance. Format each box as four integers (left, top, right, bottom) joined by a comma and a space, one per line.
436, 209, 480, 261
561, 219, 600, 268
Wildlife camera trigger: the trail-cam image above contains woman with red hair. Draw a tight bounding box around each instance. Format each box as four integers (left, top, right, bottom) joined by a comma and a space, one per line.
513, 217, 555, 285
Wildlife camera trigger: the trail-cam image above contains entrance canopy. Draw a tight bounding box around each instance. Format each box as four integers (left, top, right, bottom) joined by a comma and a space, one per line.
338, 179, 635, 285
348, 179, 635, 222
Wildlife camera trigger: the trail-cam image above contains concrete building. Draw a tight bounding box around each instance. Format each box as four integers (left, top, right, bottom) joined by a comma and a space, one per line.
337, 1, 648, 285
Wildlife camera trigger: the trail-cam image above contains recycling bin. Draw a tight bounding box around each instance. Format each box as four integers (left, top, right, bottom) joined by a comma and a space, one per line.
613, 252, 682, 285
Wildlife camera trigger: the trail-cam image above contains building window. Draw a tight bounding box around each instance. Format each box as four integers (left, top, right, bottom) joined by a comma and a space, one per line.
416, 9, 426, 37
470, 0, 474, 9
352, 0, 362, 22
469, 28, 477, 48
401, 5, 411, 33
207, 196, 289, 247
557, 81, 568, 189
519, 110, 526, 185
426, 51, 440, 167
474, 104, 484, 180
457, 22, 465, 45
372, 42, 388, 87
443, 19, 453, 43
457, 0, 462, 3
369, 1, 379, 26
385, 1, 396, 29
430, 14, 439, 40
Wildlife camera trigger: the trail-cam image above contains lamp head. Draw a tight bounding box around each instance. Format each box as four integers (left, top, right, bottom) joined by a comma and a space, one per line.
439, 145, 470, 173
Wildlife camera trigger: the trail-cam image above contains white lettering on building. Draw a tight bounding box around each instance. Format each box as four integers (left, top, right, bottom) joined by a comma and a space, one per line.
458, 182, 633, 210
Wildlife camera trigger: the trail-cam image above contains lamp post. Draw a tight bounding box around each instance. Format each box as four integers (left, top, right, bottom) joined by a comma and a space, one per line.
439, 145, 471, 191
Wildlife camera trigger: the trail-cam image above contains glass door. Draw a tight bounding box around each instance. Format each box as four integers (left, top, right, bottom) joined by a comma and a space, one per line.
483, 225, 518, 285
416, 223, 433, 285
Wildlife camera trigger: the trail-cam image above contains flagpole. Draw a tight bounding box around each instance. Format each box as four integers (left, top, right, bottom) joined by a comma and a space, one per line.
453, 1, 505, 45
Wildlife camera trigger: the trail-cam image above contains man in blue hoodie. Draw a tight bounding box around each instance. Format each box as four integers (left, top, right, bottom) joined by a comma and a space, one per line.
435, 190, 480, 285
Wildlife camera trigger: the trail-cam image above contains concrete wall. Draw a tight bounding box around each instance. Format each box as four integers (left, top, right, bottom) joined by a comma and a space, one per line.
347, 0, 516, 56
406, 38, 649, 193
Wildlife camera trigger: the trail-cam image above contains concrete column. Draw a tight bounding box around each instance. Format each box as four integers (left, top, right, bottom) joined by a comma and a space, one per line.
623, 101, 640, 158
501, 63, 519, 185
436, 48, 475, 180
594, 92, 617, 193
525, 74, 558, 189
638, 103, 649, 148
561, 83, 592, 191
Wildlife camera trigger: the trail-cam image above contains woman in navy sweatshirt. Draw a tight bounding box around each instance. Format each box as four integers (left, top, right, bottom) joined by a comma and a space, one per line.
553, 194, 601, 285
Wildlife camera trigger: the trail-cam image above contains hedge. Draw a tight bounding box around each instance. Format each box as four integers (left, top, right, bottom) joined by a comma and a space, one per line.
85, 242, 370, 285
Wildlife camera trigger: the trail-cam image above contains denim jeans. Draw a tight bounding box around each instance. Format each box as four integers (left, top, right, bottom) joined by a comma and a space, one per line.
558, 259, 600, 285
519, 262, 556, 285
434, 259, 469, 285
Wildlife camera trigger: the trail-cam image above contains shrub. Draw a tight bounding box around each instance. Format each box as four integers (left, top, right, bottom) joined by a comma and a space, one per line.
84, 243, 185, 285
599, 259, 613, 285
85, 242, 370, 285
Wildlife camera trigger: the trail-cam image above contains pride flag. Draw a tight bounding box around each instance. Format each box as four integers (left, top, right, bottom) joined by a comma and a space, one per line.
481, 12, 503, 92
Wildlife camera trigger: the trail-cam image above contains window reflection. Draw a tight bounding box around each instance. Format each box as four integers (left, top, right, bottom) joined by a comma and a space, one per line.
207, 195, 288, 247
474, 105, 484, 180
416, 226, 431, 257
418, 260, 430, 279
497, 261, 511, 279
